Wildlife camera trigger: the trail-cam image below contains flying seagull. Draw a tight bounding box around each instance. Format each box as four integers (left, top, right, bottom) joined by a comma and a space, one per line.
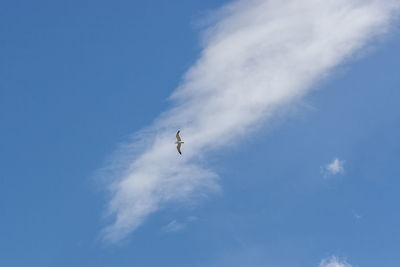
175, 130, 184, 155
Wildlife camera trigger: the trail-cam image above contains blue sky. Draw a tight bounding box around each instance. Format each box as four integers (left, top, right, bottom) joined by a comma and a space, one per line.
1, 0, 400, 266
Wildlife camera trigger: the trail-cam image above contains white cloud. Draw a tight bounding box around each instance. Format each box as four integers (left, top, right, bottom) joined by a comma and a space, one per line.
319, 256, 352, 267
323, 158, 345, 176
101, 0, 400, 242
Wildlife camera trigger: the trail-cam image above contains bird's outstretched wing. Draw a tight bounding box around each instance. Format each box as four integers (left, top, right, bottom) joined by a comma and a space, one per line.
177, 143, 182, 155
176, 130, 181, 141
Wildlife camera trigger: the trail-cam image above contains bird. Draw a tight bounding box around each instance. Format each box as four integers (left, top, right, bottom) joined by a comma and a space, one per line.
175, 130, 184, 155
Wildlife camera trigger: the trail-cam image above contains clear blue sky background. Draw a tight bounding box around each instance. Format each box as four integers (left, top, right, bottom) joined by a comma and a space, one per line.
1, 1, 399, 266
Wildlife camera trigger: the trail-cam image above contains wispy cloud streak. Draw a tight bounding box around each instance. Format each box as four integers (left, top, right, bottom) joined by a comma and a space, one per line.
102, 0, 399, 242
319, 256, 352, 267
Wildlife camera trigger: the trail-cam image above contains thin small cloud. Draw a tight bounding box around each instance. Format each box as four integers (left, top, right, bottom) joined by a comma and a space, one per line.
322, 158, 345, 177
352, 210, 362, 220
187, 216, 198, 222
319, 256, 352, 267
162, 220, 185, 233
162, 216, 198, 233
